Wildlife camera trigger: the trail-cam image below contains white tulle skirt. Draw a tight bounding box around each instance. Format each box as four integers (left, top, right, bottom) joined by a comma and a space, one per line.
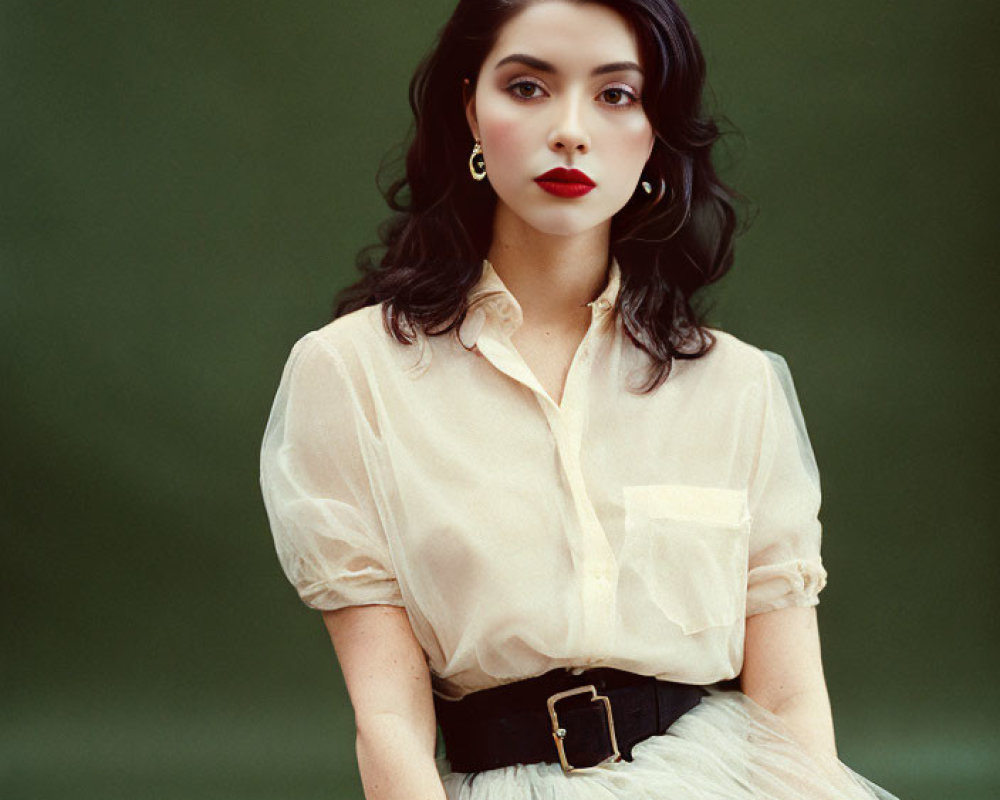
437, 685, 901, 799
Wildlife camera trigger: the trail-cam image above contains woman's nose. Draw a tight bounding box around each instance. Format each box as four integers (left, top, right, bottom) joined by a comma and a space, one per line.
547, 96, 590, 155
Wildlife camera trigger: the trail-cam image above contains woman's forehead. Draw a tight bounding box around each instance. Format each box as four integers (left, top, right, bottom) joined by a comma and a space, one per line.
485, 1, 642, 73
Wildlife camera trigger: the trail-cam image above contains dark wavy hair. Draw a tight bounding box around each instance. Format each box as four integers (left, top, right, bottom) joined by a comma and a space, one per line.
333, 0, 747, 392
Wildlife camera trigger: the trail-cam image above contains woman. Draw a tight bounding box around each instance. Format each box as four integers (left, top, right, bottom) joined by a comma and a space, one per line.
260, 0, 902, 797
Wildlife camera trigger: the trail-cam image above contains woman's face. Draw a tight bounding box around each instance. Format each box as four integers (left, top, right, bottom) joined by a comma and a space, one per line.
465, 0, 655, 239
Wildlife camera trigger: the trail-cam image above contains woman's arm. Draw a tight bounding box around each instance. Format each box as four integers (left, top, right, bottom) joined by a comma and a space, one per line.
741, 605, 839, 762
323, 605, 447, 800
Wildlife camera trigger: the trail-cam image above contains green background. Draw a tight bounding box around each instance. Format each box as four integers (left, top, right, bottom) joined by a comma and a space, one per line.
3, 1, 997, 798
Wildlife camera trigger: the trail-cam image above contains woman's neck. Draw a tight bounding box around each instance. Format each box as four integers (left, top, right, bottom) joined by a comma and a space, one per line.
485, 205, 611, 329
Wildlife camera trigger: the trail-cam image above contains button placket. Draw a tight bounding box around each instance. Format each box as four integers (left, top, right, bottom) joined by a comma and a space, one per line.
558, 301, 604, 435
549, 408, 617, 653
470, 288, 619, 653
550, 303, 619, 652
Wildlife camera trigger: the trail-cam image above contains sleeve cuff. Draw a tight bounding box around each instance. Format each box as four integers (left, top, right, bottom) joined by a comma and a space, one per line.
296, 576, 406, 612
746, 559, 828, 617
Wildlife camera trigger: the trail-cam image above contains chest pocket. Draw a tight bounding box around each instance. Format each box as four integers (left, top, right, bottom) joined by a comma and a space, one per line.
621, 484, 750, 635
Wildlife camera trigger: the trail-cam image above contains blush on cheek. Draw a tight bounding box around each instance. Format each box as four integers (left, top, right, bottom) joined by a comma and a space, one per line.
619, 119, 654, 149
480, 115, 527, 159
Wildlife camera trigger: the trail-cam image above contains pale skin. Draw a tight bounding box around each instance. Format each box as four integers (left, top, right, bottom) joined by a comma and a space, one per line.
323, 605, 446, 800
325, 605, 839, 798
324, 2, 840, 797
465, 1, 655, 405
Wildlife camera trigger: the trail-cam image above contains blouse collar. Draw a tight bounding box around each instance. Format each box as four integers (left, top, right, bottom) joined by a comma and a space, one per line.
458, 257, 622, 349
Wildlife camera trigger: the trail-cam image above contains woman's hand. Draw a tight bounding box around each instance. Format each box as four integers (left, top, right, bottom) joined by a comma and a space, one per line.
323, 604, 447, 800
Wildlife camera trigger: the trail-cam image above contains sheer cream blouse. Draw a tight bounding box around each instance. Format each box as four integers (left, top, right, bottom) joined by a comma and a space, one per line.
259, 258, 828, 700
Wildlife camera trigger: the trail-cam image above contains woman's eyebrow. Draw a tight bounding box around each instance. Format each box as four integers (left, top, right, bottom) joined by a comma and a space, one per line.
494, 53, 643, 76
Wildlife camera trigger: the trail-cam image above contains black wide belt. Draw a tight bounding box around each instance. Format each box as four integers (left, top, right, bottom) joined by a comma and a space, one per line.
434, 667, 707, 773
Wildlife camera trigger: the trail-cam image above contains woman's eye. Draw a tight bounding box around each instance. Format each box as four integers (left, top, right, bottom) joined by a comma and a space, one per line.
600, 86, 639, 107
504, 80, 637, 105
507, 80, 544, 100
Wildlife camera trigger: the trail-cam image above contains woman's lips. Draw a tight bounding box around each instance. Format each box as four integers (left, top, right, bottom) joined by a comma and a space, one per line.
534, 167, 595, 198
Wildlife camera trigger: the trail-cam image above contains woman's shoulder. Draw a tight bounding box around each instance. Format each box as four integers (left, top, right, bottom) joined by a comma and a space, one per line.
697, 326, 780, 386
695, 328, 811, 427
270, 305, 381, 383
307, 303, 385, 350
295, 302, 431, 381
298, 302, 422, 365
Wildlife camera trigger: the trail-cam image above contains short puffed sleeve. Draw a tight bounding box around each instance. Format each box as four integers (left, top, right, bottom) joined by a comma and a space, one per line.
745, 350, 829, 617
259, 332, 404, 611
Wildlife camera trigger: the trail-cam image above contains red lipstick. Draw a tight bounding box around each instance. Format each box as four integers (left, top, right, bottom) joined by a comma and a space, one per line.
534, 167, 596, 198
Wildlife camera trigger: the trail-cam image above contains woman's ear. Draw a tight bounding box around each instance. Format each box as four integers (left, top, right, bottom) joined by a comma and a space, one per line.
462, 78, 480, 140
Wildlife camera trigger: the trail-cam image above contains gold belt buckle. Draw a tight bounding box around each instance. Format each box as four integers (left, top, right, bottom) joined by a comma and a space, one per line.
546, 684, 621, 773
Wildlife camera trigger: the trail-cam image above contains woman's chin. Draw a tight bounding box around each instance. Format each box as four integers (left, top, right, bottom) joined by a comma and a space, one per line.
492, 193, 627, 241
515, 209, 609, 240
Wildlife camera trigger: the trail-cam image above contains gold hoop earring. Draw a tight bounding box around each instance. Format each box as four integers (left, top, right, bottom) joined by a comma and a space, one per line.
469, 140, 487, 181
